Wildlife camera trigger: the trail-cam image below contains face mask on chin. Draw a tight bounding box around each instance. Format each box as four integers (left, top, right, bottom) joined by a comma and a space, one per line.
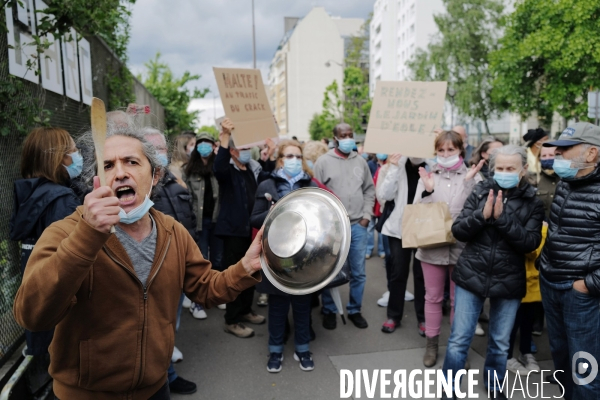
119, 186, 154, 224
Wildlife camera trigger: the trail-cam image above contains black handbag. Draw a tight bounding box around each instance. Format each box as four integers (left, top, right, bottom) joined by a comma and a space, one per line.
375, 200, 395, 233
325, 260, 350, 289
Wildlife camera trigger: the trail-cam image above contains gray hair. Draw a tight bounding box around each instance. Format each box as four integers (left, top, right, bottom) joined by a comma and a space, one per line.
489, 144, 528, 171
77, 121, 165, 196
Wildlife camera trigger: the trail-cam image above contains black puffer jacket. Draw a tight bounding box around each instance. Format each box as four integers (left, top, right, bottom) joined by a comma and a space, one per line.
540, 168, 600, 296
451, 178, 545, 299
152, 170, 197, 240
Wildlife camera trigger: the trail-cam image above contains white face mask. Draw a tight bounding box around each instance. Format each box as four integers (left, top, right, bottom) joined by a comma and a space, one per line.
437, 154, 460, 168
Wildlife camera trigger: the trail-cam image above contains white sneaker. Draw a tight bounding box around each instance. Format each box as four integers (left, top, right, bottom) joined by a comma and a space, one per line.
519, 353, 540, 372
190, 302, 207, 319
475, 322, 485, 336
217, 304, 227, 310
507, 357, 529, 375
182, 296, 192, 309
377, 291, 390, 307
171, 346, 183, 363
405, 290, 415, 302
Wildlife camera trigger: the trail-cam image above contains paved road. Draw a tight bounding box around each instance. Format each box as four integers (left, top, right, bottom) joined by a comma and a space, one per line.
172, 254, 563, 400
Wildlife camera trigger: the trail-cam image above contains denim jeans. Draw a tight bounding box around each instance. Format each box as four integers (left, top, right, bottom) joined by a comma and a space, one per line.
541, 275, 600, 400
442, 285, 520, 392
168, 293, 185, 383
268, 294, 312, 353
366, 216, 385, 256
322, 223, 368, 315
198, 217, 224, 271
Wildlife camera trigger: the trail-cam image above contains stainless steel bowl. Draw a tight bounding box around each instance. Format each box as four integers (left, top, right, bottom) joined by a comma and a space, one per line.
260, 188, 351, 295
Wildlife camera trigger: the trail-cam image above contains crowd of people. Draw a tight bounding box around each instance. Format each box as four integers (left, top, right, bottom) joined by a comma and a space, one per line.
9, 111, 600, 399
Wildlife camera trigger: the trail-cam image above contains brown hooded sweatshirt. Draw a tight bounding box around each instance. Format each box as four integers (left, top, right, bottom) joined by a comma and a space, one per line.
14, 206, 260, 399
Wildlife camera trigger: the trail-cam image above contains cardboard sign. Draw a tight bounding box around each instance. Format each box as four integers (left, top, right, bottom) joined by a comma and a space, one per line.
363, 81, 447, 158
213, 67, 278, 148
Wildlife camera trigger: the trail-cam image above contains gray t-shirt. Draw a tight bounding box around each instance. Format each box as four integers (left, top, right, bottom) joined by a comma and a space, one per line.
114, 216, 157, 287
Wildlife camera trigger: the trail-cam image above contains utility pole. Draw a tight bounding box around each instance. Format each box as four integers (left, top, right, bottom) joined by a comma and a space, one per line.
252, 0, 257, 69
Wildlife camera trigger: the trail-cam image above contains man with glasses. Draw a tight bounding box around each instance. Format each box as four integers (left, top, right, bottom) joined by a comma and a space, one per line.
313, 123, 375, 329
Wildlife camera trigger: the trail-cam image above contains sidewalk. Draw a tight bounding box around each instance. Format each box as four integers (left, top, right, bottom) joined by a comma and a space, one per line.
172, 256, 563, 400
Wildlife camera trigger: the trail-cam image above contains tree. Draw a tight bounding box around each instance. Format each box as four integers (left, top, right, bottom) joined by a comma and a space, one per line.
139, 53, 209, 135
407, 0, 505, 134
310, 15, 372, 139
490, 0, 600, 124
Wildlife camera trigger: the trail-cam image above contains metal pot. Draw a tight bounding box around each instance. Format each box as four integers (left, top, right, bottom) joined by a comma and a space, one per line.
260, 188, 351, 295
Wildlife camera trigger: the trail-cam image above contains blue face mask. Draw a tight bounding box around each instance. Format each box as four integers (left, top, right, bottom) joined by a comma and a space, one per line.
493, 171, 521, 189
64, 151, 83, 179
553, 158, 578, 179
376, 153, 388, 161
197, 142, 213, 158
361, 153, 369, 159
540, 159, 554, 170
237, 150, 252, 164
283, 158, 303, 177
118, 187, 155, 224
157, 153, 168, 167
306, 160, 314, 169
337, 138, 356, 154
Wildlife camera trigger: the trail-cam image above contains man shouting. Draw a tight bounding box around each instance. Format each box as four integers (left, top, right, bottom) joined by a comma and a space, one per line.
13, 125, 263, 399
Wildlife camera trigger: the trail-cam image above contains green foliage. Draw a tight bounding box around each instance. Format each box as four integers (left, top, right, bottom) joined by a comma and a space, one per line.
490, 0, 600, 123
310, 15, 372, 138
0, 0, 136, 136
139, 53, 209, 135
106, 64, 136, 111
196, 125, 219, 139
407, 0, 505, 134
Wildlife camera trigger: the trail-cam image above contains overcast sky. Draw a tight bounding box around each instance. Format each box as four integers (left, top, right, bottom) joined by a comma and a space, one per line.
127, 0, 374, 127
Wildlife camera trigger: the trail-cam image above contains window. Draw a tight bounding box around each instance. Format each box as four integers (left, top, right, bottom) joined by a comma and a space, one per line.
410, 24, 415, 36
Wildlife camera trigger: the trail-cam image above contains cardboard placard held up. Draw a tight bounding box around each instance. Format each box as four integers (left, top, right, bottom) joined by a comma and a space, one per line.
363, 81, 447, 158
213, 67, 278, 148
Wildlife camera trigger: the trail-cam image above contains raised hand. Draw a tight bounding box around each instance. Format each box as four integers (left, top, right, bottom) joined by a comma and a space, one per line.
494, 190, 504, 219
242, 226, 265, 274
389, 153, 403, 166
83, 176, 121, 233
466, 159, 485, 181
418, 166, 435, 193
482, 189, 494, 220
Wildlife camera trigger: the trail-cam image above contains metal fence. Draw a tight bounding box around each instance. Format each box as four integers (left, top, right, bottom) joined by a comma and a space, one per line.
0, 10, 164, 367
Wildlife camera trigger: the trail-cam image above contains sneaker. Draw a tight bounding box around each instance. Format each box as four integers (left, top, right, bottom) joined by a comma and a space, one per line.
418, 322, 426, 337
381, 319, 398, 333
293, 351, 315, 371
532, 322, 543, 336
224, 323, 254, 338
506, 357, 529, 375
267, 352, 283, 373
189, 303, 207, 319
217, 303, 226, 310
171, 346, 183, 363
405, 290, 415, 302
182, 296, 192, 309
519, 353, 540, 372
322, 313, 337, 330
348, 313, 368, 329
241, 312, 266, 325
169, 376, 197, 394
379, 253, 386, 259
257, 293, 268, 307
377, 291, 390, 307
475, 322, 485, 336
531, 340, 538, 354
365, 254, 371, 259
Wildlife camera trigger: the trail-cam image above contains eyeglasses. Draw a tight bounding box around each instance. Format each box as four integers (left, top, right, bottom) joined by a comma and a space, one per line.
282, 154, 303, 160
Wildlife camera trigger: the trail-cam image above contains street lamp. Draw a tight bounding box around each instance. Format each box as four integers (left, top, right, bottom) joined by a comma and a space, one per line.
325, 60, 343, 68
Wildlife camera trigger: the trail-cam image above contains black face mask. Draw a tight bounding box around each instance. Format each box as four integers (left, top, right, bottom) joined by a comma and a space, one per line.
540, 159, 554, 170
